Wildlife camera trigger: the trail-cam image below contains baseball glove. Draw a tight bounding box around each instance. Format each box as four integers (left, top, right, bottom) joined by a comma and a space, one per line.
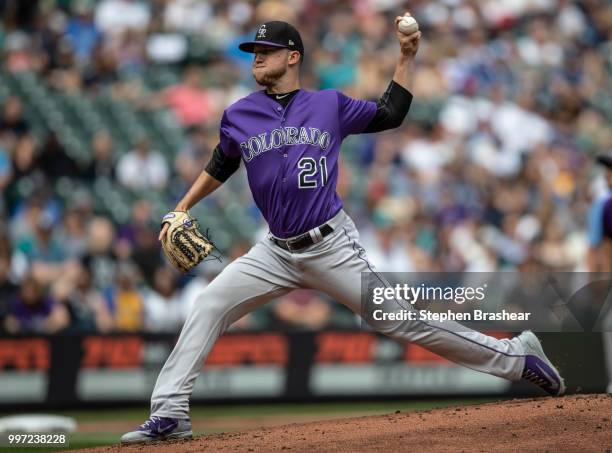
160, 211, 214, 273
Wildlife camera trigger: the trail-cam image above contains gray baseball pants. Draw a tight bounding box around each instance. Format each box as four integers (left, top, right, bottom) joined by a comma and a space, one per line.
151, 210, 526, 418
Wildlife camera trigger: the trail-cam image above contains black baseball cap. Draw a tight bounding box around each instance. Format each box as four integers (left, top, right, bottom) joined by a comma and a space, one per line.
239, 21, 304, 57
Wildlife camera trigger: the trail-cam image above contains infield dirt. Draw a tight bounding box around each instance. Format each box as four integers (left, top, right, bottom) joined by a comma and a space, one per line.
77, 394, 611, 452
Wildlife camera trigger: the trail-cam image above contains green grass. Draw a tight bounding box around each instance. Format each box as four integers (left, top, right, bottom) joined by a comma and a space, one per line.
3, 398, 504, 452
57, 398, 501, 422
0, 435, 115, 453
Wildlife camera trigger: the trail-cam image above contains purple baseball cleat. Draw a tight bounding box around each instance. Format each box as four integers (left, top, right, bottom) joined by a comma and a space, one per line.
518, 331, 566, 396
120, 416, 192, 444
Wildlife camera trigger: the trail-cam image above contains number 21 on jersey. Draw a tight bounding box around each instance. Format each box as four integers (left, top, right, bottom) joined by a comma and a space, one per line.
298, 157, 328, 188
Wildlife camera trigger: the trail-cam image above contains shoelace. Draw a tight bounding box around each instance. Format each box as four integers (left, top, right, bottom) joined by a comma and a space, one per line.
522, 369, 550, 388
140, 417, 161, 431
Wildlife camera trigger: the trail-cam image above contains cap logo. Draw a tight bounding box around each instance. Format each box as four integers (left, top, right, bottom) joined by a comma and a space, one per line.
257, 25, 267, 38
288, 39, 294, 45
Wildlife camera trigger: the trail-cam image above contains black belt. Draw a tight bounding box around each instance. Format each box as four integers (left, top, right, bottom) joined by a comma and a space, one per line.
272, 224, 334, 252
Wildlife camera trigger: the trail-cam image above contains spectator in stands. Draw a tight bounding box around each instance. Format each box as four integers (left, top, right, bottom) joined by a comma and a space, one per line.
49, 64, 84, 95
117, 137, 169, 190
4, 31, 38, 73
15, 211, 66, 283
110, 260, 143, 332
63, 264, 114, 333
164, 66, 214, 127
0, 135, 12, 213
46, 31, 78, 74
37, 132, 78, 181
117, 199, 163, 284
65, 1, 101, 64
163, 0, 213, 34
142, 265, 187, 332
4, 272, 69, 334
95, 0, 151, 38
81, 130, 116, 181
9, 195, 43, 245
360, 202, 416, 272
116, 29, 147, 75
0, 233, 18, 332
57, 207, 90, 260
10, 132, 39, 176
83, 45, 119, 90
0, 96, 29, 139
536, 219, 577, 270
83, 217, 117, 293
174, 126, 214, 185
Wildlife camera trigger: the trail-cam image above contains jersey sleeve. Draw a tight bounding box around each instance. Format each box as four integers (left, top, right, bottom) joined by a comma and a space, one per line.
336, 91, 377, 137
219, 110, 241, 158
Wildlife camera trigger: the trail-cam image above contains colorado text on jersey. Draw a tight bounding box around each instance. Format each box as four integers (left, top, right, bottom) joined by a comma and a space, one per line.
240, 126, 332, 162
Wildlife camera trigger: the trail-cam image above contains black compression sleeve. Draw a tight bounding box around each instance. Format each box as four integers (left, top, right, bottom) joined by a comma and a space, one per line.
363, 81, 413, 133
204, 144, 241, 182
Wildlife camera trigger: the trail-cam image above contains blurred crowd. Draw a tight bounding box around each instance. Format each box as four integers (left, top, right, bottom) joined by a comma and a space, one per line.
0, 0, 611, 335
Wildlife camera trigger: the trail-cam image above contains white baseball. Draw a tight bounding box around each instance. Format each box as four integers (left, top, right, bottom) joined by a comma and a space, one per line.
398, 15, 419, 35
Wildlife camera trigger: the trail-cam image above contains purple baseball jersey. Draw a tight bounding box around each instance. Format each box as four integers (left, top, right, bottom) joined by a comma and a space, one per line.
219, 89, 376, 238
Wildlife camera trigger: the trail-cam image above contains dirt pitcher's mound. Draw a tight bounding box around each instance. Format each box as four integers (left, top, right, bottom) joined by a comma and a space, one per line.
84, 395, 612, 452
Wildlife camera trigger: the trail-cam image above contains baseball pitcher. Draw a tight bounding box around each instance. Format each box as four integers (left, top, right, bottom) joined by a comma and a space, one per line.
122, 15, 565, 443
